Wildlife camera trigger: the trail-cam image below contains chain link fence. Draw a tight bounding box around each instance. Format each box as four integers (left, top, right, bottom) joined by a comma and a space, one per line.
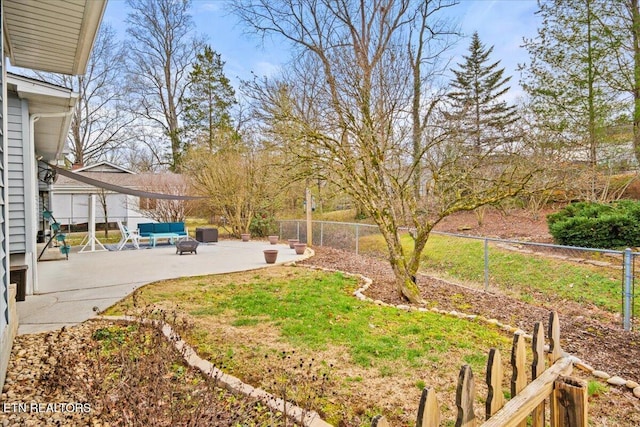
278, 219, 638, 331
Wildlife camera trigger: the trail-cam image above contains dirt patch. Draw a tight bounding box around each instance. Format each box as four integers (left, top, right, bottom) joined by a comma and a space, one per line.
433, 206, 555, 242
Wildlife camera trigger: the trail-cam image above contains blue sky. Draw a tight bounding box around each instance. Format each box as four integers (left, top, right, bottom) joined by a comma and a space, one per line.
103, 0, 539, 99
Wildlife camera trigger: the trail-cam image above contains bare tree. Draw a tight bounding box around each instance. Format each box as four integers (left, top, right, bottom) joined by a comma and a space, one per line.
133, 173, 193, 222
183, 146, 281, 237
35, 24, 132, 166
124, 0, 205, 171
238, 0, 536, 303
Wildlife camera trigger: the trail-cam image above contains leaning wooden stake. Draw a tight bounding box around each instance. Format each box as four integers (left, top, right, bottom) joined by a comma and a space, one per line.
371, 415, 390, 427
416, 387, 440, 427
511, 333, 527, 427
486, 348, 505, 419
548, 311, 562, 364
456, 365, 477, 427
531, 322, 546, 427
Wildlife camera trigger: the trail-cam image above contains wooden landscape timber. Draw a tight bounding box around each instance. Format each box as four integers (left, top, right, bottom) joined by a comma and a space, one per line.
372, 312, 588, 427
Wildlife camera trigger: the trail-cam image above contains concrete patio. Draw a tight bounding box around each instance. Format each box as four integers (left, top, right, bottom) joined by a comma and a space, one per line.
17, 240, 306, 335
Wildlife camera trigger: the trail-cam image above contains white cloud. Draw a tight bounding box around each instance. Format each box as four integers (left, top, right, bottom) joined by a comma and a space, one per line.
197, 2, 222, 13
252, 61, 282, 79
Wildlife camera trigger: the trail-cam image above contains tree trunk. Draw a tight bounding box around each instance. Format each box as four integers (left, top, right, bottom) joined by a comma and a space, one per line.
374, 216, 425, 304
632, 0, 640, 165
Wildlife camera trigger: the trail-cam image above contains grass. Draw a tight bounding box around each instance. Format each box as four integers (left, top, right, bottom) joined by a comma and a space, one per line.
425, 235, 624, 311
357, 232, 632, 316
62, 230, 122, 246
106, 267, 513, 426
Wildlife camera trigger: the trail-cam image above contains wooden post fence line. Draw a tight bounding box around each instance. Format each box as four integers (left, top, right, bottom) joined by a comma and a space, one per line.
372, 312, 588, 427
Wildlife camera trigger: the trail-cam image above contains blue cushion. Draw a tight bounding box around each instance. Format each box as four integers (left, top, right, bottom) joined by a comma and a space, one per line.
169, 222, 185, 233
154, 223, 171, 233
138, 223, 154, 236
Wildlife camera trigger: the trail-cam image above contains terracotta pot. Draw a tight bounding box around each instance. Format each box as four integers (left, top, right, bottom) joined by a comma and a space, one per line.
288, 239, 299, 249
263, 249, 278, 264
293, 243, 307, 255
268, 235, 279, 245
241, 233, 251, 242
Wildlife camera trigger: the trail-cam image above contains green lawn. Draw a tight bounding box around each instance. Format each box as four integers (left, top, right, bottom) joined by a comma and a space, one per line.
358, 233, 631, 316
425, 234, 626, 311
106, 267, 513, 426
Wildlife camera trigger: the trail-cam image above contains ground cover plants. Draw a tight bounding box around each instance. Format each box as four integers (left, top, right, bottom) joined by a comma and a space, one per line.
106, 267, 514, 426
2, 319, 287, 426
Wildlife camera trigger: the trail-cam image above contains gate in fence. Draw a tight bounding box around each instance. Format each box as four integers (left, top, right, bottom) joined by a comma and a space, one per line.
371, 312, 586, 427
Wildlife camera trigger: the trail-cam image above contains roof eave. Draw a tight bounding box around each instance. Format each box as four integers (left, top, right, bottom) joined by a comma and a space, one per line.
3, 0, 107, 75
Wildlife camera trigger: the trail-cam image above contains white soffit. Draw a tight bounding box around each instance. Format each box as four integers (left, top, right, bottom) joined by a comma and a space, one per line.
3, 0, 107, 75
8, 74, 78, 161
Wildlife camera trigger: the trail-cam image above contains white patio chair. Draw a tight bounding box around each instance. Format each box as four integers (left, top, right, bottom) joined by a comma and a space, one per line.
116, 220, 140, 250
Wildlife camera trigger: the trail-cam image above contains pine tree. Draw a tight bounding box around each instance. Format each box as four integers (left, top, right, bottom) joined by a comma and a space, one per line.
182, 45, 237, 152
447, 32, 518, 151
520, 0, 622, 167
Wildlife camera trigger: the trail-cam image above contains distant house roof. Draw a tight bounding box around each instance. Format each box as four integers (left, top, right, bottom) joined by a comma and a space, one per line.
74, 161, 136, 174
3, 0, 107, 75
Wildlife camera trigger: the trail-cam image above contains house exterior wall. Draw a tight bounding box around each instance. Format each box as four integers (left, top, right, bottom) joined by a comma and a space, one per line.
51, 192, 130, 226
0, 0, 16, 392
7, 93, 26, 253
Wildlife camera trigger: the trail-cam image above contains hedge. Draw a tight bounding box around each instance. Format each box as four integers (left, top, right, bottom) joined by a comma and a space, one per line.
547, 200, 640, 249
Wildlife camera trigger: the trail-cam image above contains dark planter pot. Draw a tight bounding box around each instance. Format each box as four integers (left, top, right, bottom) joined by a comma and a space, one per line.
293, 243, 307, 255
263, 249, 278, 264
288, 239, 299, 249
241, 233, 251, 242
268, 235, 279, 245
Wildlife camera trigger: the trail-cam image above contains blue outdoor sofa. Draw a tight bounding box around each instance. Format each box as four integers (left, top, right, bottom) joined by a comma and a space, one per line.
138, 222, 188, 247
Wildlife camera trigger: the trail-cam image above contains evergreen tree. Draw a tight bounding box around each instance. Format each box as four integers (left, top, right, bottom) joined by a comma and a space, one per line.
520, 0, 622, 167
447, 32, 518, 151
182, 45, 237, 152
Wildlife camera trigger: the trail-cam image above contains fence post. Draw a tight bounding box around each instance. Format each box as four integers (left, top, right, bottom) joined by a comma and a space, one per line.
416, 387, 440, 426
531, 322, 546, 427
551, 376, 588, 427
511, 333, 527, 427
279, 221, 282, 240
484, 238, 489, 291
296, 221, 300, 241
623, 248, 633, 331
355, 224, 359, 255
455, 365, 476, 427
320, 222, 324, 246
486, 348, 504, 419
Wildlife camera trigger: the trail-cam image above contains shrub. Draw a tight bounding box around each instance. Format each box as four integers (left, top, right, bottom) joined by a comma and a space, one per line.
250, 212, 278, 237
547, 200, 640, 248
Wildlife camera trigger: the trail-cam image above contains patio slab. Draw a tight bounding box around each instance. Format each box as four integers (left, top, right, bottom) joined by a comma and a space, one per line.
17, 240, 305, 335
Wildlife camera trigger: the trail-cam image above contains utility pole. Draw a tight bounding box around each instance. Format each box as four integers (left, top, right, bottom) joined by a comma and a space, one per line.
305, 186, 313, 246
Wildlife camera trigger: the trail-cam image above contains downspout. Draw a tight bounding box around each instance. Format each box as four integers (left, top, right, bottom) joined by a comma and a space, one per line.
29, 110, 73, 294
